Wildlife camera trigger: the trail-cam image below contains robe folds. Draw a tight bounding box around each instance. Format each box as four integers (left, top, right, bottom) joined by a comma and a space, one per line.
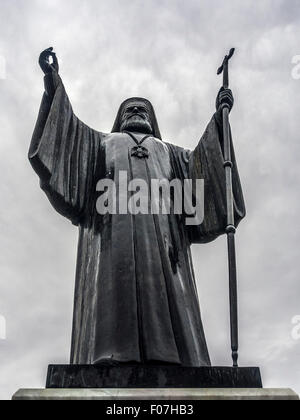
29, 73, 245, 366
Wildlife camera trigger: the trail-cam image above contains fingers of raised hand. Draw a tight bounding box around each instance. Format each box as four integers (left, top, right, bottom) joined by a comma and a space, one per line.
39, 47, 58, 74
39, 47, 53, 60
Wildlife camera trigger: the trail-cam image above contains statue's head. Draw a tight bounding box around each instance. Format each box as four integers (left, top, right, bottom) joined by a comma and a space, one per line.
112, 97, 162, 139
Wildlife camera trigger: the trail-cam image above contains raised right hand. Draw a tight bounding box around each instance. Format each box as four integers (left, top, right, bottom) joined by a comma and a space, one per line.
39, 47, 59, 75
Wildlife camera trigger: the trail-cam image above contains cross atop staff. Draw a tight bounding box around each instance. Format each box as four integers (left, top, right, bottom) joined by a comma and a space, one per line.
217, 48, 235, 88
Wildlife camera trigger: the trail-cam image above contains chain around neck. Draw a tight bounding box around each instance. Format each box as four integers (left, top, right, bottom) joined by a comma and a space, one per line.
123, 131, 151, 146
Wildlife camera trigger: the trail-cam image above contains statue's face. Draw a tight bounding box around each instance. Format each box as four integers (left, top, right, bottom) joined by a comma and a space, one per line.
120, 101, 153, 135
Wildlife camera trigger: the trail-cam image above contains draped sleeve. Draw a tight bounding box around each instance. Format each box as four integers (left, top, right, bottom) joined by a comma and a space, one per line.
29, 72, 101, 225
167, 113, 246, 244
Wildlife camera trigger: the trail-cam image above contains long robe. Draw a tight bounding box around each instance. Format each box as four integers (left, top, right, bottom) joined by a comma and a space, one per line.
29, 73, 245, 366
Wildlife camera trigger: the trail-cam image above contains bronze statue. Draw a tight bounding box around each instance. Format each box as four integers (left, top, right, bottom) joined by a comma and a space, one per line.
29, 47, 245, 367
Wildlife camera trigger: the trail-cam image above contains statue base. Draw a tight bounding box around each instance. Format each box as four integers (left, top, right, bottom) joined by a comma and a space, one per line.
12, 388, 299, 400
46, 365, 263, 389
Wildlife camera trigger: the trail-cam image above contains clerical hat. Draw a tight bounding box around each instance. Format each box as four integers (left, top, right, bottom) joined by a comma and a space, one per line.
111, 97, 162, 140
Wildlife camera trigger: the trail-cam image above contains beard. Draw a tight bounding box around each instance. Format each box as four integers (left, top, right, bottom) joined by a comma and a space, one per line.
120, 115, 153, 134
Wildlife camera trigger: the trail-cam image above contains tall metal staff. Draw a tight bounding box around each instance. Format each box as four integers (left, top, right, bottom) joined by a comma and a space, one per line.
217, 48, 239, 367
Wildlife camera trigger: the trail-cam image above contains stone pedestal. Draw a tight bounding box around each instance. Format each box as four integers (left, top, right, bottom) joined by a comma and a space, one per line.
12, 388, 299, 400
13, 365, 299, 400
46, 365, 263, 389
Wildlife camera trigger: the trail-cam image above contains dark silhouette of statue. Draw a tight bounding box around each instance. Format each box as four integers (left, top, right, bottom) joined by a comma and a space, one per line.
29, 48, 245, 367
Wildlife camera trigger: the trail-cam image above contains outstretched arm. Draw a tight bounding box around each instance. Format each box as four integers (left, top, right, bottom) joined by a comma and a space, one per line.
186, 87, 245, 243
29, 48, 102, 225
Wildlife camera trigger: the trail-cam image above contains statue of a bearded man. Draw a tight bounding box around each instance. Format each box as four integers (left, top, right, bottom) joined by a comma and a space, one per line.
29, 47, 245, 367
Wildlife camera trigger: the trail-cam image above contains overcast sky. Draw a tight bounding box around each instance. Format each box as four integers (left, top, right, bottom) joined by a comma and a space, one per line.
0, 0, 300, 400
